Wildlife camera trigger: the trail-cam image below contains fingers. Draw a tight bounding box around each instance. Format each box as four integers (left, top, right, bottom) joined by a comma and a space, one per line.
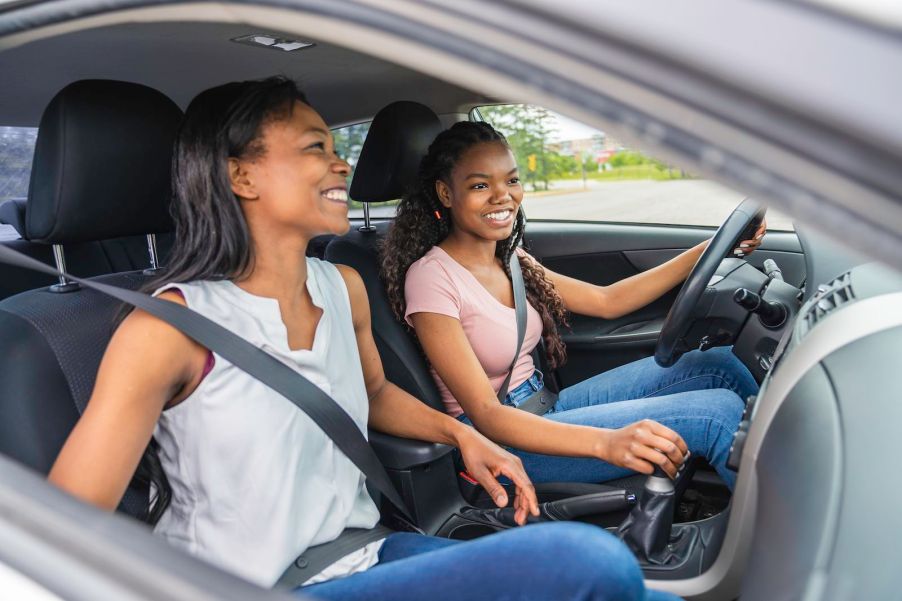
500, 459, 539, 519
646, 420, 689, 456
631, 444, 679, 478
470, 466, 508, 508
620, 420, 689, 478
735, 222, 767, 256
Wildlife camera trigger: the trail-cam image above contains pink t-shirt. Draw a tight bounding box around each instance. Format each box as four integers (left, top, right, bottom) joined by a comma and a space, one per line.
404, 246, 543, 418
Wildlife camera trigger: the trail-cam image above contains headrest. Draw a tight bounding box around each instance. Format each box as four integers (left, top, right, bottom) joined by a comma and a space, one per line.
26, 80, 183, 244
0, 198, 26, 237
349, 101, 443, 203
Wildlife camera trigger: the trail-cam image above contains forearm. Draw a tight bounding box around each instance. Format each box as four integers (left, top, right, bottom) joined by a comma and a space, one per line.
601, 241, 706, 318
368, 381, 469, 447
469, 403, 607, 460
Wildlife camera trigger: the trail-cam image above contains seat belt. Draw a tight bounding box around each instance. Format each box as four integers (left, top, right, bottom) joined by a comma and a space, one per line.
497, 252, 557, 415
496, 252, 528, 402
0, 244, 419, 588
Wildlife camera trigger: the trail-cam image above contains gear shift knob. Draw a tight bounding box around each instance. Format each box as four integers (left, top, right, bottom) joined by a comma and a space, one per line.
617, 467, 676, 563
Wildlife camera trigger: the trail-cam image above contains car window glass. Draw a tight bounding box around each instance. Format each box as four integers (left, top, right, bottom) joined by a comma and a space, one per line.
473, 104, 794, 231
0, 126, 37, 240
0, 126, 37, 199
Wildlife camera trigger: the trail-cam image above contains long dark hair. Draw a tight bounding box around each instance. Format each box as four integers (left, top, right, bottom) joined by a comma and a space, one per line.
381, 121, 568, 368
134, 77, 310, 524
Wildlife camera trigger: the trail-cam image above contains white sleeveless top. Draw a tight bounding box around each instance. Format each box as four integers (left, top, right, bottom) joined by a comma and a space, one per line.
152, 258, 382, 588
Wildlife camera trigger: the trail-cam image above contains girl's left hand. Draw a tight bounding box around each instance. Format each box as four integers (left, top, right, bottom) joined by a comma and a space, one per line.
734, 219, 767, 256
456, 427, 539, 525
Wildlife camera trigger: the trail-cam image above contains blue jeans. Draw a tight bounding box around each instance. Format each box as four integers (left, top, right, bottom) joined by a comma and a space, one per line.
468, 348, 756, 490
299, 523, 681, 600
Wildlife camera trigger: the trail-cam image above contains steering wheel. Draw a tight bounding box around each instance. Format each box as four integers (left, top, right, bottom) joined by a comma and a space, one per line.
654, 198, 766, 367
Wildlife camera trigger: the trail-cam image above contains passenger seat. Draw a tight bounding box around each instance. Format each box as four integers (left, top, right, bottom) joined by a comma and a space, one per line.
0, 79, 182, 520
326, 103, 642, 509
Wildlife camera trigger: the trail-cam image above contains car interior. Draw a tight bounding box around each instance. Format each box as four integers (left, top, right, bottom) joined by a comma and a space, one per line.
1, 8, 901, 601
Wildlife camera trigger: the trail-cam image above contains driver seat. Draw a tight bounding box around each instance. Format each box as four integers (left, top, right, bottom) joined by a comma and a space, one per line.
325, 102, 641, 507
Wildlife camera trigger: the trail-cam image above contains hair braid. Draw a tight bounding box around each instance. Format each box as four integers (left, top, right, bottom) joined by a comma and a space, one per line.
381, 121, 568, 368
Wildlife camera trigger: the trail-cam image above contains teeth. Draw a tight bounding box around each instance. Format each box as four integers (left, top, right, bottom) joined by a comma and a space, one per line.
323, 189, 348, 202
485, 210, 512, 221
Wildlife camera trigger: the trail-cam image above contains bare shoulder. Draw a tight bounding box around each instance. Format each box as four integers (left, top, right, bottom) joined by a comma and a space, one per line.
110, 288, 204, 374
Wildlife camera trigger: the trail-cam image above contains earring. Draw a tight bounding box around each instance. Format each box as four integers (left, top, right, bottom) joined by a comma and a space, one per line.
434, 210, 442, 220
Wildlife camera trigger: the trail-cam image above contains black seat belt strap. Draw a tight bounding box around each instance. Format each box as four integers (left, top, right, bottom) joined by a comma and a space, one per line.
0, 244, 415, 526
497, 252, 528, 402
276, 525, 393, 589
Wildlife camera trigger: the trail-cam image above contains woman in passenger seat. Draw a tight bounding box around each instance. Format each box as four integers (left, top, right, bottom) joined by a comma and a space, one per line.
48, 77, 681, 601
382, 121, 760, 491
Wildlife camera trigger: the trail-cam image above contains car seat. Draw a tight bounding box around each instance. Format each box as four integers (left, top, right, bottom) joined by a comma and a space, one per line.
325, 102, 646, 513
0, 79, 182, 519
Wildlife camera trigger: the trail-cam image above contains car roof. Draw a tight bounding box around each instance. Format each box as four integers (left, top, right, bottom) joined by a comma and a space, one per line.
0, 20, 490, 127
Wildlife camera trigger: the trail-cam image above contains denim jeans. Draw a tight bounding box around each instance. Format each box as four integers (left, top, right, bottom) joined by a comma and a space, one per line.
467, 347, 756, 490
299, 523, 682, 600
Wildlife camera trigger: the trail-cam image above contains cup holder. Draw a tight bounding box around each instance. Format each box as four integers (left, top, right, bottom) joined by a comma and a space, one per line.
445, 522, 500, 541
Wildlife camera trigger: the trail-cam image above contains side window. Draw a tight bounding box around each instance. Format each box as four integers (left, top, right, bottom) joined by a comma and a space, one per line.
332, 121, 370, 174
474, 105, 793, 230
0, 126, 37, 199
0, 126, 38, 240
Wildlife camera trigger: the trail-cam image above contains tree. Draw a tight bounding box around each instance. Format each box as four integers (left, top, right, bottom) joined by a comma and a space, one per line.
332, 122, 371, 173
479, 104, 558, 191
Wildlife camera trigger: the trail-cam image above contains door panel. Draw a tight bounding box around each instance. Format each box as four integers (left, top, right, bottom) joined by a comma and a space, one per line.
524, 221, 804, 387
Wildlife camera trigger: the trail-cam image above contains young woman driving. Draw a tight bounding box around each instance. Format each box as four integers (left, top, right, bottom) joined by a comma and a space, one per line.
47, 78, 682, 601
382, 121, 761, 491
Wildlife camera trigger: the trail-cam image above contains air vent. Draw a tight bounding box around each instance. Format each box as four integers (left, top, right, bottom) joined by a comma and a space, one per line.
800, 272, 855, 336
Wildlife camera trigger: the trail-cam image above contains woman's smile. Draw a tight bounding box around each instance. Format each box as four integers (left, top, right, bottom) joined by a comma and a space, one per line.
321, 186, 349, 205
482, 207, 515, 228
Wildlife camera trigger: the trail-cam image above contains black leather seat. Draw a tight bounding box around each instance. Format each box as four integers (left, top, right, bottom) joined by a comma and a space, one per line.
326, 102, 643, 508
0, 80, 182, 519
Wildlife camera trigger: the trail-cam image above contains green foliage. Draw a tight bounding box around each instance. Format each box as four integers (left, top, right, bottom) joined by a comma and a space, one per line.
479, 104, 558, 190
477, 105, 691, 185
332, 122, 371, 173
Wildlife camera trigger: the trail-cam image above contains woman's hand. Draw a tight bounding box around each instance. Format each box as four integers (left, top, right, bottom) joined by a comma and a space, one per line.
596, 419, 689, 478
456, 427, 540, 525
734, 219, 767, 256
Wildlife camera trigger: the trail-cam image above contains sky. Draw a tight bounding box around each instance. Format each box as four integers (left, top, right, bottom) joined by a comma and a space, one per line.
547, 111, 604, 142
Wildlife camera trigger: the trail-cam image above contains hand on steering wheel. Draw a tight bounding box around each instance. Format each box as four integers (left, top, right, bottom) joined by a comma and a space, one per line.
733, 220, 767, 257
654, 199, 767, 368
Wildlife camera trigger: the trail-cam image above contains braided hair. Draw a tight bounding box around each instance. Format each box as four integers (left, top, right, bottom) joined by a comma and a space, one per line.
380, 121, 568, 368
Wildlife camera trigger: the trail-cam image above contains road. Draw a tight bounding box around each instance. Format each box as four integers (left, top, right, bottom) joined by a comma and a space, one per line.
355, 179, 795, 230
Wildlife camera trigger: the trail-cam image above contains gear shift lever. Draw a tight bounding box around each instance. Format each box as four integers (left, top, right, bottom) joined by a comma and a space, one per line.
617, 466, 676, 564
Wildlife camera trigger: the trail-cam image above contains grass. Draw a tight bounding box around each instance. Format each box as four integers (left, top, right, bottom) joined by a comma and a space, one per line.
553, 165, 692, 182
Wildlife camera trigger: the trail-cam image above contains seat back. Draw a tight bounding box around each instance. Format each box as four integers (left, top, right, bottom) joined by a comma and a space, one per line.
325, 101, 445, 412
0, 79, 182, 519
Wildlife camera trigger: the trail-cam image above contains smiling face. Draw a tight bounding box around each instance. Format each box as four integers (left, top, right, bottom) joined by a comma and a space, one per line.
436, 141, 523, 243
229, 100, 351, 240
